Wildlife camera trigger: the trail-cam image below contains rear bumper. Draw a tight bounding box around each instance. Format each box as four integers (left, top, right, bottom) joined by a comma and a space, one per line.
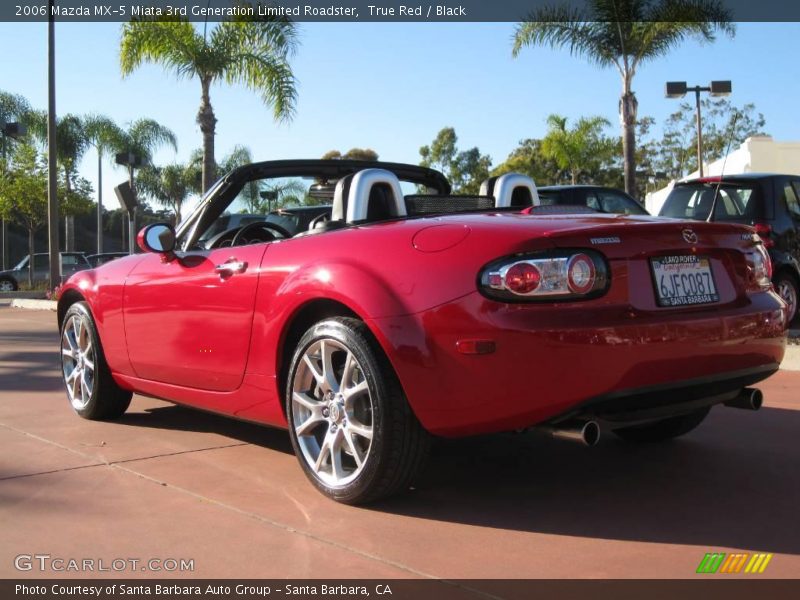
368, 290, 787, 437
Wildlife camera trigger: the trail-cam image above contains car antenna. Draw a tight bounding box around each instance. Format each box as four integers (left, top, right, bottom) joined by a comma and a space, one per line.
706, 111, 740, 223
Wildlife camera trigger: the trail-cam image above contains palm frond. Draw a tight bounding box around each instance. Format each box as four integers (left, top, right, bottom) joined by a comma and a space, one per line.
122, 118, 178, 164
120, 20, 202, 80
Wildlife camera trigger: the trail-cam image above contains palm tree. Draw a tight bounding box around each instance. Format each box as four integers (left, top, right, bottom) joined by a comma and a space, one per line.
512, 0, 734, 195
115, 119, 177, 249
136, 164, 192, 225
84, 115, 124, 253
120, 18, 298, 193
117, 118, 178, 167
28, 112, 90, 251
541, 114, 614, 184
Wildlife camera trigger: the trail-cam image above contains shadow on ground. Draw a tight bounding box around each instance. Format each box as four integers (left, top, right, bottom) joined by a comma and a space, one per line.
0, 329, 61, 392
118, 404, 294, 455
372, 405, 800, 555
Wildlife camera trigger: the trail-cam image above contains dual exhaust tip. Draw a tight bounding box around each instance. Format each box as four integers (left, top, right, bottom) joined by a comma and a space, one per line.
542, 387, 763, 447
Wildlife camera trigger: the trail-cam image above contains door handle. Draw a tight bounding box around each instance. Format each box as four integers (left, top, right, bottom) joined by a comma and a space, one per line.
215, 260, 248, 275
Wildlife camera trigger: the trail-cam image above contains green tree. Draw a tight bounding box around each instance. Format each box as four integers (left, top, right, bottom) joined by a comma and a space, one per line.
512, 0, 734, 195
116, 118, 178, 169
492, 138, 564, 185
136, 164, 193, 224
656, 98, 767, 178
420, 127, 491, 194
322, 148, 379, 161
120, 17, 298, 193
540, 114, 616, 184
0, 144, 90, 285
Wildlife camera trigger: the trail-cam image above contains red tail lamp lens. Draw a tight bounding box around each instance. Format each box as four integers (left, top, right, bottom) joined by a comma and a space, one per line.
567, 254, 596, 294
753, 222, 775, 248
505, 262, 541, 294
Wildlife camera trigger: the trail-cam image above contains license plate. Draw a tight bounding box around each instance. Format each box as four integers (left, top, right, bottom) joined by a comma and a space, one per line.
650, 255, 719, 307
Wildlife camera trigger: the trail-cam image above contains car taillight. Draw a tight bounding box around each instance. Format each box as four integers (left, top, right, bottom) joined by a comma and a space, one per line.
746, 243, 773, 290
481, 250, 609, 301
567, 253, 595, 294
753, 222, 775, 248
504, 262, 541, 294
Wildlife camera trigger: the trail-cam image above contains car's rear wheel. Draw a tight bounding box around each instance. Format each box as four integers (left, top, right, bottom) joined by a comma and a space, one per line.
286, 317, 429, 504
775, 272, 798, 323
60, 302, 132, 420
612, 407, 711, 443
0, 276, 17, 292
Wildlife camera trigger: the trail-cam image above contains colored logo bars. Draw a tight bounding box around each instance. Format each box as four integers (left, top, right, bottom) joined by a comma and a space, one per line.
696, 552, 773, 574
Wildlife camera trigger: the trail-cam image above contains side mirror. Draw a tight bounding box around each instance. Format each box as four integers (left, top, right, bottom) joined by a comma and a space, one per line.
137, 223, 176, 255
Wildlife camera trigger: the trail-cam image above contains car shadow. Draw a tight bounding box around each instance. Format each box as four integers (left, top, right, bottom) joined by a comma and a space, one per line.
371, 405, 800, 555
118, 404, 294, 455
0, 328, 63, 392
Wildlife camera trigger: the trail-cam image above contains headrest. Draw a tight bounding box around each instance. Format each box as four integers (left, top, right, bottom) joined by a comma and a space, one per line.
330, 174, 354, 222
345, 169, 407, 223
484, 173, 540, 208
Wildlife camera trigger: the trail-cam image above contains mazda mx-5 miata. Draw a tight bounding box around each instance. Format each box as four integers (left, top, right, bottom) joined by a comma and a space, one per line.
57, 160, 787, 503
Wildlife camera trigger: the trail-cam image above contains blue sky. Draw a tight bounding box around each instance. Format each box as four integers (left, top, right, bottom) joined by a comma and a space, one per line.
1, 21, 799, 209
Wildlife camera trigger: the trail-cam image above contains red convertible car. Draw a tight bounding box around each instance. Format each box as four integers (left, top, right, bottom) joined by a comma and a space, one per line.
57, 160, 787, 503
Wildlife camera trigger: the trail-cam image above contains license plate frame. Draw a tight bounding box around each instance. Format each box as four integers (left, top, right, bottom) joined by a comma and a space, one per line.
650, 255, 720, 307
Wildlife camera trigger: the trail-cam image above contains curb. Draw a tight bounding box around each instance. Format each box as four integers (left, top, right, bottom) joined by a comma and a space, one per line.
10, 299, 57, 311
0, 291, 47, 300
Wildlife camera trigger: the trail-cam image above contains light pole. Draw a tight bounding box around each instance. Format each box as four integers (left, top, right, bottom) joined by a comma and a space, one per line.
47, 2, 60, 290
1, 121, 27, 270
665, 80, 732, 177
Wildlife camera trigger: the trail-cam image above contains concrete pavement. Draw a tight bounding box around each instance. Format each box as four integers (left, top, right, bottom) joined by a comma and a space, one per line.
1, 305, 798, 580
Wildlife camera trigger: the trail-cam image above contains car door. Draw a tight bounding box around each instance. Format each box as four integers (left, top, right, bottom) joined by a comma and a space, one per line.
122, 243, 270, 392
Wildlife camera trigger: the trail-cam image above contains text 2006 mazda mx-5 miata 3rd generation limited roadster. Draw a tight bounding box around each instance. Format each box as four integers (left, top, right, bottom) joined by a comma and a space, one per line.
57, 160, 788, 503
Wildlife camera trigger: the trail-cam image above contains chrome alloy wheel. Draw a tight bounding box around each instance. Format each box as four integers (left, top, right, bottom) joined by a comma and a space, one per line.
0, 279, 14, 292
291, 339, 374, 487
777, 278, 798, 322
61, 314, 96, 410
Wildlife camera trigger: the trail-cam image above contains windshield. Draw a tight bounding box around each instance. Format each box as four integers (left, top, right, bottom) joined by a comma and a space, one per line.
660, 183, 762, 221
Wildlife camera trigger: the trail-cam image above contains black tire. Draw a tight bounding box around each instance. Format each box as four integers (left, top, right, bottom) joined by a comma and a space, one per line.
0, 276, 18, 292
774, 272, 798, 324
285, 317, 430, 504
60, 302, 132, 420
613, 407, 711, 443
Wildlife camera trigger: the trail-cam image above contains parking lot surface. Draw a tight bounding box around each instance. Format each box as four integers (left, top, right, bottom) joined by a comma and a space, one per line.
1, 304, 799, 579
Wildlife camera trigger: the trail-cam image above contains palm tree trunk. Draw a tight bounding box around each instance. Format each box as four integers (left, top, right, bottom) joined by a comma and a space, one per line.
97, 152, 103, 254
619, 74, 638, 197
197, 77, 217, 194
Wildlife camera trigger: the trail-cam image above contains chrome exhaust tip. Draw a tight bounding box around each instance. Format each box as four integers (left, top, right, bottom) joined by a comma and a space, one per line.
543, 419, 601, 447
724, 388, 763, 411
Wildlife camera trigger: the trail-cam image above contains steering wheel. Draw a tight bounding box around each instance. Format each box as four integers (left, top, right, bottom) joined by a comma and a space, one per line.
307, 212, 330, 231
231, 221, 292, 246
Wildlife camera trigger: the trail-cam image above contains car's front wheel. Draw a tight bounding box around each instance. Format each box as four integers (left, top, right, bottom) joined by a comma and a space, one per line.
286, 318, 429, 504
0, 276, 18, 292
775, 272, 798, 324
60, 302, 132, 420
612, 407, 710, 443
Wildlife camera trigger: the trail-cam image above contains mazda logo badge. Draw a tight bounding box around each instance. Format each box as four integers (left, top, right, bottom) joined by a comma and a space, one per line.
682, 229, 698, 244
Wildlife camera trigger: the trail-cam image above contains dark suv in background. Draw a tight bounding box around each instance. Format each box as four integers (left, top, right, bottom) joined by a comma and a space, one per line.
659, 173, 800, 322
538, 185, 648, 215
